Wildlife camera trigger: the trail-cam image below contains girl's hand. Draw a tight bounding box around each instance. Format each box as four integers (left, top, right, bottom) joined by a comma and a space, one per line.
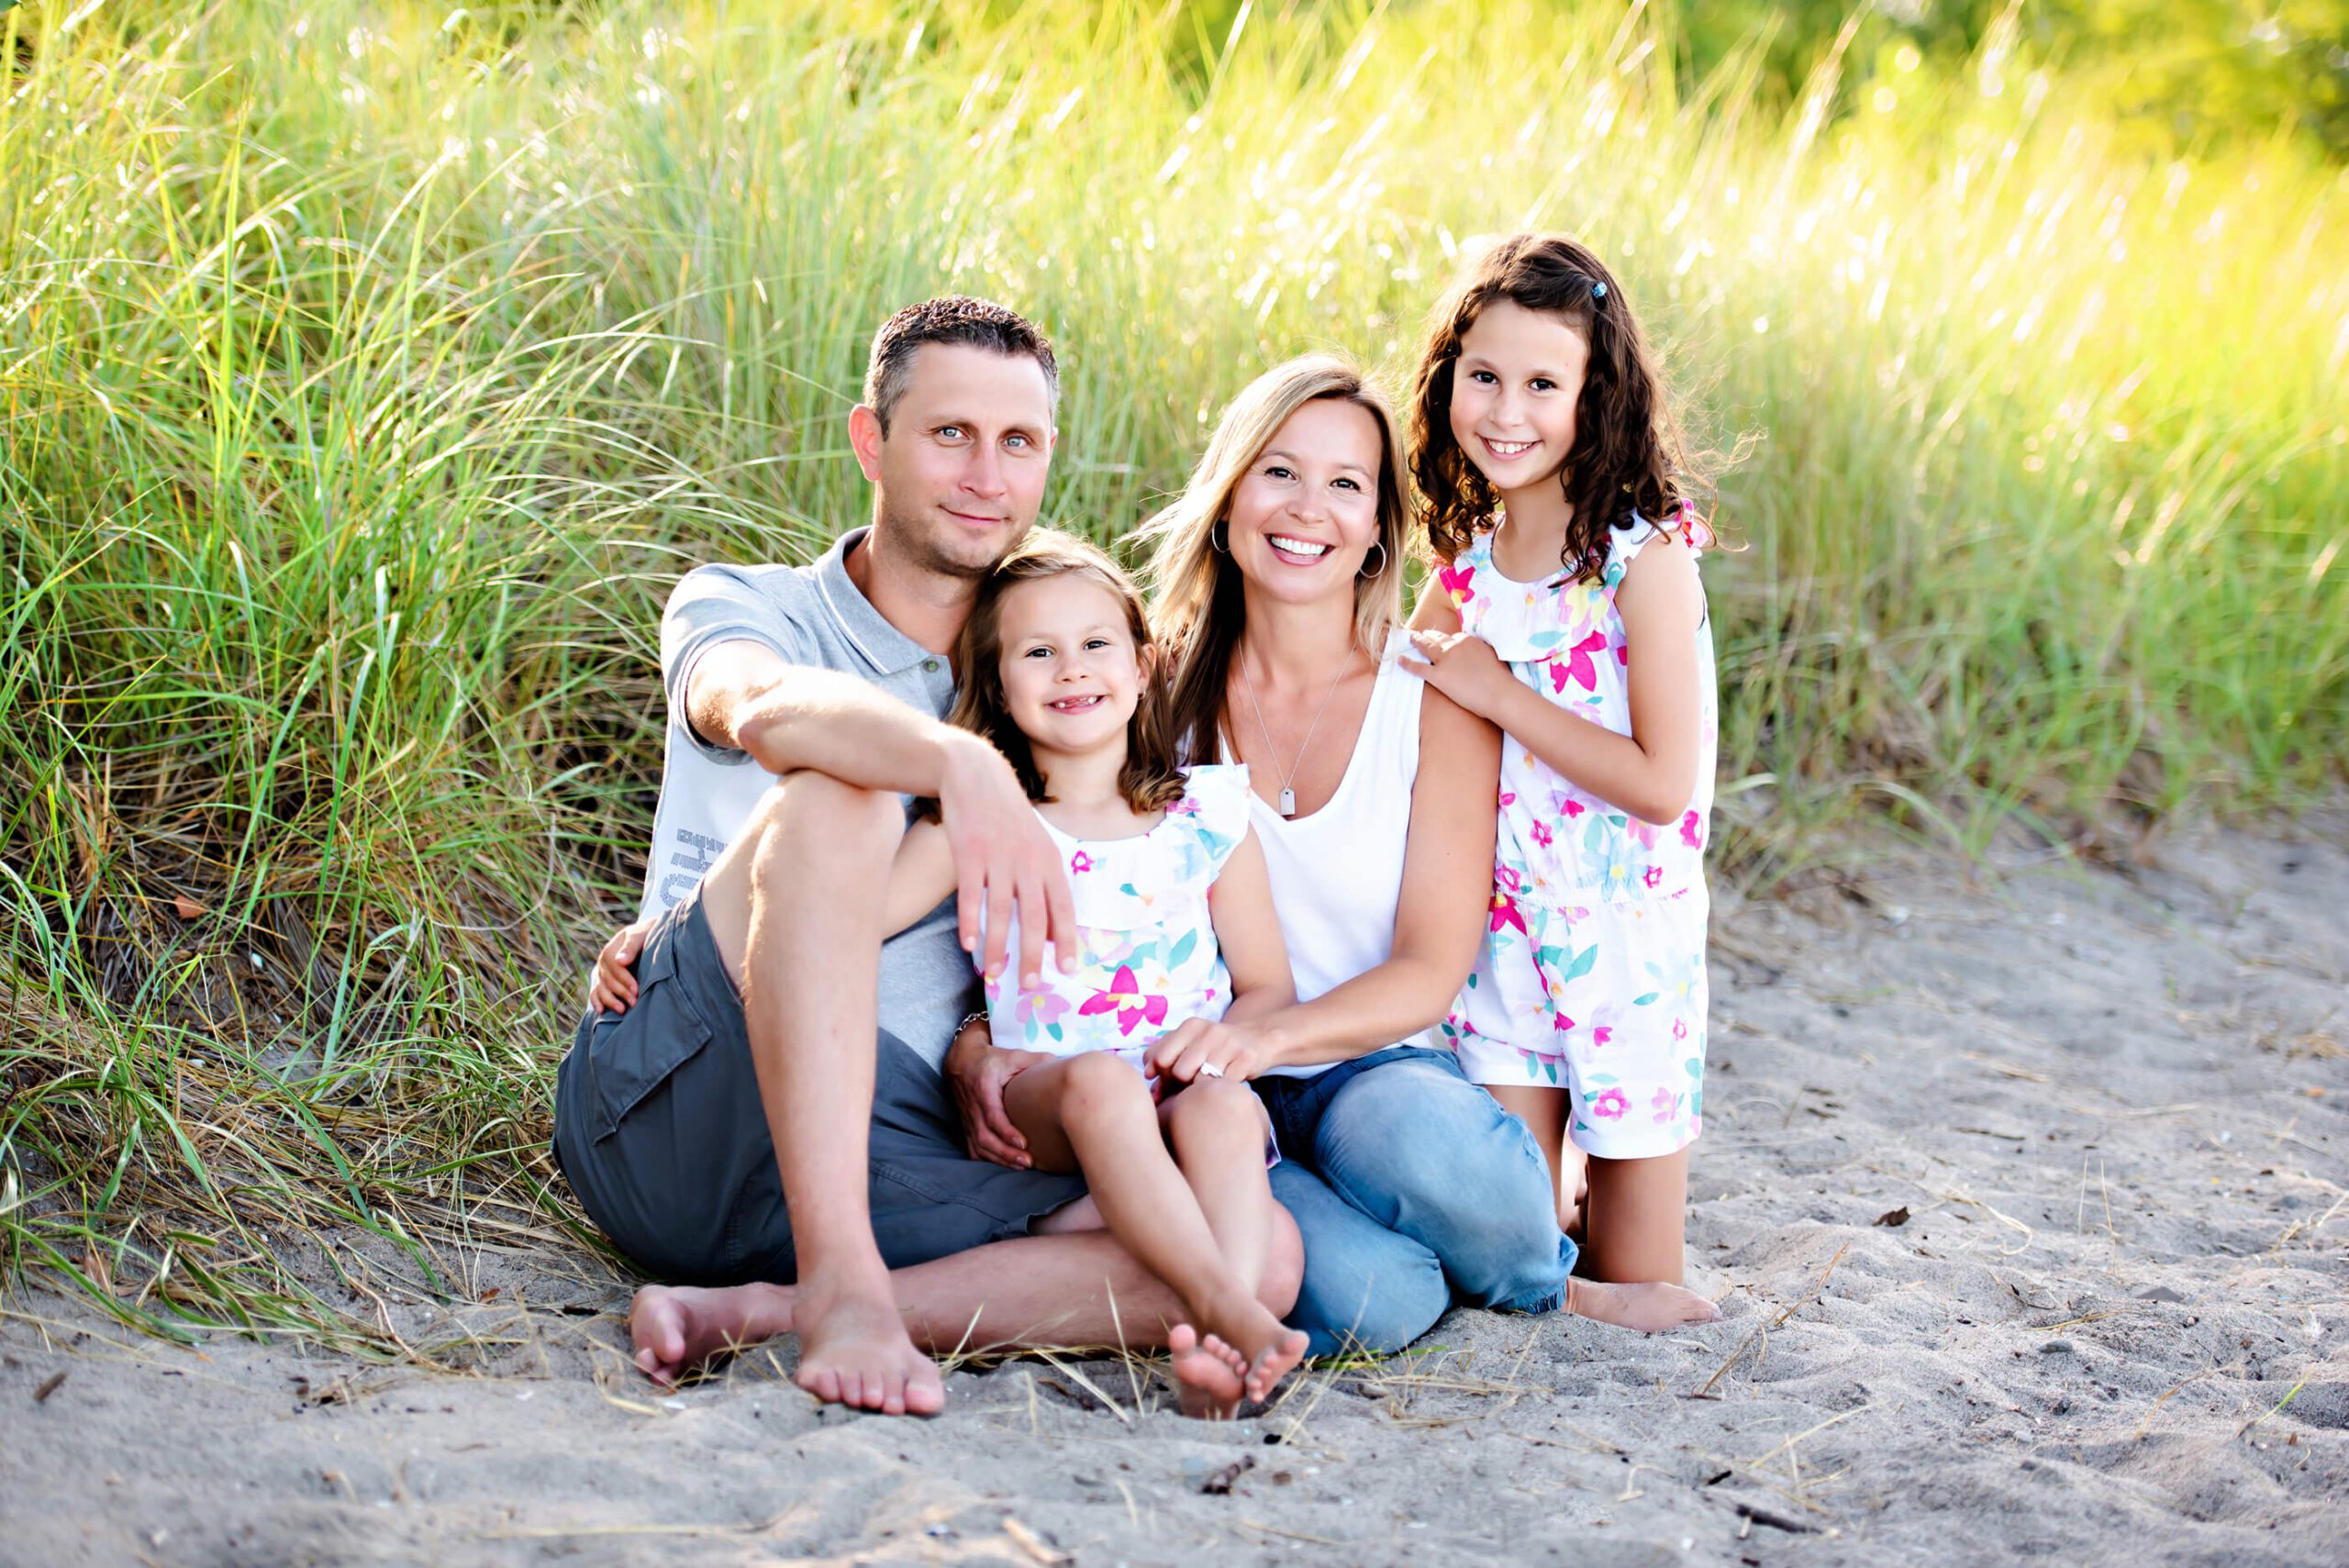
1148, 1018, 1274, 1084
1401, 628, 1515, 719
588, 917, 653, 1014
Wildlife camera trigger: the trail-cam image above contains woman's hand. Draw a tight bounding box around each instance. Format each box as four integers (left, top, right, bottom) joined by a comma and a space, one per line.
588, 917, 653, 1014
944, 1022, 1052, 1168
1148, 1018, 1278, 1084
1400, 628, 1517, 721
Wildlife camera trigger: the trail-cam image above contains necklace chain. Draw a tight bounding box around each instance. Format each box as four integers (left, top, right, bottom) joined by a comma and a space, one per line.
1238, 649, 1353, 817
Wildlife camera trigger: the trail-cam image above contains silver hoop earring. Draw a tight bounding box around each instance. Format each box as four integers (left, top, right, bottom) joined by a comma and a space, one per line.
1361, 538, 1389, 578
1210, 521, 1230, 554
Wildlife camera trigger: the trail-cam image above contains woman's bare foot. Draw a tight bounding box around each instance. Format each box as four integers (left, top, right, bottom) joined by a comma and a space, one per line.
1565, 1276, 1721, 1333
792, 1273, 944, 1416
629, 1283, 792, 1387
1166, 1322, 1250, 1419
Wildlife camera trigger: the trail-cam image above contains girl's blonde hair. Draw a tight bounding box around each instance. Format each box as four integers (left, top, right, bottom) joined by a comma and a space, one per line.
939, 529, 1186, 814
1134, 355, 1410, 766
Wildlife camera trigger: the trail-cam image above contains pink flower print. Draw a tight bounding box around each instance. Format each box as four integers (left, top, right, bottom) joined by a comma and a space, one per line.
1548, 630, 1609, 694
1679, 810, 1705, 850
1018, 990, 1071, 1029
1079, 964, 1169, 1037
1615, 642, 1629, 667
1652, 1087, 1677, 1123
1489, 890, 1530, 937
1530, 820, 1553, 849
1495, 863, 1522, 895
1549, 790, 1586, 821
1167, 796, 1200, 817
1550, 1009, 1575, 1032
1672, 1017, 1688, 1040
1070, 851, 1095, 874
1497, 791, 1516, 810
1642, 865, 1664, 888
1592, 1087, 1630, 1120
1436, 562, 1477, 608
1625, 817, 1659, 850
1592, 1023, 1613, 1049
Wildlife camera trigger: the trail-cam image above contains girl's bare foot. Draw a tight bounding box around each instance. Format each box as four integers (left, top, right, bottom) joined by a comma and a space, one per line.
1166, 1323, 1250, 1419
628, 1283, 790, 1386
1565, 1277, 1721, 1333
1208, 1291, 1311, 1405
792, 1273, 945, 1416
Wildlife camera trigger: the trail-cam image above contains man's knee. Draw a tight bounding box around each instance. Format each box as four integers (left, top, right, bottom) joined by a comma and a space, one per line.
1258, 1200, 1304, 1319
745, 771, 901, 872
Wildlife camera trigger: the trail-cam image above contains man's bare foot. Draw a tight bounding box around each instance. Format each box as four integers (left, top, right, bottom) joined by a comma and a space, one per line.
1565, 1276, 1721, 1333
629, 1283, 791, 1387
1166, 1322, 1249, 1419
793, 1276, 943, 1416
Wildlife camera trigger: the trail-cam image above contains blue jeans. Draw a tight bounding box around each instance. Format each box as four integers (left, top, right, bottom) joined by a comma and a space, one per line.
1260, 1046, 1575, 1356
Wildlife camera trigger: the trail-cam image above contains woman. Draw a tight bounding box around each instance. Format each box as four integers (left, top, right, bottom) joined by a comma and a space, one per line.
1100, 355, 1715, 1351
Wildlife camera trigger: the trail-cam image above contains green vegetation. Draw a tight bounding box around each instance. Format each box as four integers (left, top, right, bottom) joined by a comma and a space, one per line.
3, 0, 2342, 1342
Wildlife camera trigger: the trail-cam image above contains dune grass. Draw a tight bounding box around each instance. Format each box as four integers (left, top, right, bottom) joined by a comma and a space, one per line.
2, 0, 2342, 1344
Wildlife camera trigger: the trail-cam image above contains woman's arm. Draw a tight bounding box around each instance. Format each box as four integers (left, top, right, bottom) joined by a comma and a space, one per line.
1406, 540, 1703, 825
1161, 686, 1497, 1077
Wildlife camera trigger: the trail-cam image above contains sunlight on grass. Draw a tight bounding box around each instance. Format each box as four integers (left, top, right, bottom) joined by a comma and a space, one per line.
1, 0, 2341, 1341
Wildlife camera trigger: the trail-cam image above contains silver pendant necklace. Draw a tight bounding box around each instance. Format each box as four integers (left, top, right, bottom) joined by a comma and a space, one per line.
1239, 649, 1353, 817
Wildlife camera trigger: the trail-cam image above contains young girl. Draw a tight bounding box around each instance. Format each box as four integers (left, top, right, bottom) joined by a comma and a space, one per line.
1401, 233, 1717, 1288
885, 528, 1311, 1418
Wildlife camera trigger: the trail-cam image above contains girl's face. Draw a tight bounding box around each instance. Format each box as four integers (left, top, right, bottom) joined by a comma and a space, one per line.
1224, 397, 1386, 610
1448, 299, 1589, 493
995, 573, 1146, 757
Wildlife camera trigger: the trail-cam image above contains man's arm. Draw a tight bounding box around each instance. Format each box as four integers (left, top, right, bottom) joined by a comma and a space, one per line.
689, 639, 1074, 986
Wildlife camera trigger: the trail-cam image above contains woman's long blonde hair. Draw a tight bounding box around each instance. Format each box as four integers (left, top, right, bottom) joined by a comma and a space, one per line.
1134, 355, 1410, 765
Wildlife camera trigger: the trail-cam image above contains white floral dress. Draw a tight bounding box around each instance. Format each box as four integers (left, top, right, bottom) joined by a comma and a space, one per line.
984, 764, 1252, 1077
1432, 516, 1717, 1159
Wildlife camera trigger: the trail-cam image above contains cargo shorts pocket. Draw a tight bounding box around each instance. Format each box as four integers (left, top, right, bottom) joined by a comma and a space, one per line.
583, 934, 712, 1143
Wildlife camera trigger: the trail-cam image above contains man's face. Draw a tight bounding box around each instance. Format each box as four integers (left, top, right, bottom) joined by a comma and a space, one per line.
856, 344, 1056, 580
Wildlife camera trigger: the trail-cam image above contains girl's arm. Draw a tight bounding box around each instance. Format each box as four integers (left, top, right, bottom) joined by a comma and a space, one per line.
883, 819, 963, 937
1202, 828, 1295, 1025
1406, 539, 1704, 825
1155, 687, 1499, 1083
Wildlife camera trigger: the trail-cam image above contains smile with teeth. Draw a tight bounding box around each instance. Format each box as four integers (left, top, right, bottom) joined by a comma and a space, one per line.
1267, 534, 1332, 560
1048, 694, 1107, 712
1481, 437, 1538, 459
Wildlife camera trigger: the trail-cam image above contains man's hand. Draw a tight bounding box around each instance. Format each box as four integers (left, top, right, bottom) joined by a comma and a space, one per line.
944, 1023, 1052, 1168
588, 917, 653, 1014
1147, 1018, 1277, 1084
1401, 628, 1517, 721
936, 732, 1076, 988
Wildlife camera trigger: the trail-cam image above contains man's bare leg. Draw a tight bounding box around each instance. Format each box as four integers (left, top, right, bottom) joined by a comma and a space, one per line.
629, 1205, 1305, 1385
697, 773, 941, 1415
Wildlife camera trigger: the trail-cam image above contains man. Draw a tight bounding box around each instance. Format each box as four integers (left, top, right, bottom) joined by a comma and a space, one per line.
553, 298, 1301, 1416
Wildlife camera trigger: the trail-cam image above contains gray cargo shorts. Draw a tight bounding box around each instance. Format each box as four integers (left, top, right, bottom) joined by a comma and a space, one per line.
551, 889, 1088, 1285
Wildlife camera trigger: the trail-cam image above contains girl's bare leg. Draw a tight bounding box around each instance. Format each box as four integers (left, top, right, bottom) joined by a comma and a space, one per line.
1159, 1081, 1308, 1400
1006, 1055, 1303, 1416
1582, 1148, 1690, 1284
1486, 1084, 1575, 1235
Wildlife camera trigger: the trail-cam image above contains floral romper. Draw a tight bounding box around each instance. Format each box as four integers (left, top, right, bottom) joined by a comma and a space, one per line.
1433, 515, 1717, 1160
984, 763, 1255, 1081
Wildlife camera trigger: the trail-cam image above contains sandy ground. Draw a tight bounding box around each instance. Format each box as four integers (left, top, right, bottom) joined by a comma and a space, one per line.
3, 816, 2343, 1567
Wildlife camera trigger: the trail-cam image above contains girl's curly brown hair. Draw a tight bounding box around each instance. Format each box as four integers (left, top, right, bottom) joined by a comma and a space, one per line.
1409, 233, 1709, 580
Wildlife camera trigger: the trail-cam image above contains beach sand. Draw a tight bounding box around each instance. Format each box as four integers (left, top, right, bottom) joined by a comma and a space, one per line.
4, 816, 2343, 1566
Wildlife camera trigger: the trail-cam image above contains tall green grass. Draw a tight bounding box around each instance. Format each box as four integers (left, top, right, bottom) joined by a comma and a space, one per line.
3, 0, 2342, 1340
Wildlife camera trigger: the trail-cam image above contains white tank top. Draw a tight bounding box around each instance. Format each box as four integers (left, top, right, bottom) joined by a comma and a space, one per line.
1228, 630, 1430, 1078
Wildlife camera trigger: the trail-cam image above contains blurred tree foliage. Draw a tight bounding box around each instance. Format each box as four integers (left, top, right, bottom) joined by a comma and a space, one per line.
1670, 0, 2349, 156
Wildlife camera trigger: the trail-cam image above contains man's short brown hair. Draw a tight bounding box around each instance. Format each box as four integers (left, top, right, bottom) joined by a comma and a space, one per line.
863, 296, 1059, 433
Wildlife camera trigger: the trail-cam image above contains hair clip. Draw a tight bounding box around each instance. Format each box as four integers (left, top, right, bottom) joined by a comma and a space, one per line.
1591, 281, 1608, 299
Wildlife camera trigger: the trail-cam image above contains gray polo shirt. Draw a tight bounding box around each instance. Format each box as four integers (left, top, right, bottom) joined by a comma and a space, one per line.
644, 528, 973, 1068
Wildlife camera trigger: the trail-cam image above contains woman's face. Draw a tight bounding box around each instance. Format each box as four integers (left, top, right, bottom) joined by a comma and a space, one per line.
1223, 397, 1386, 612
